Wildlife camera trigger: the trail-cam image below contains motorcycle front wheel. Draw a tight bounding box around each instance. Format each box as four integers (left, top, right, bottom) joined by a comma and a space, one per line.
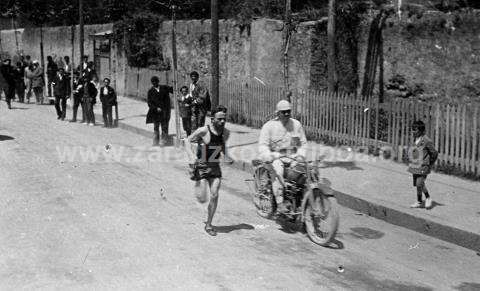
253, 167, 275, 219
303, 189, 339, 246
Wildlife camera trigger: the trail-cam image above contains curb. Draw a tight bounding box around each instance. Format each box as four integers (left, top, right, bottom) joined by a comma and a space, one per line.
88, 102, 480, 253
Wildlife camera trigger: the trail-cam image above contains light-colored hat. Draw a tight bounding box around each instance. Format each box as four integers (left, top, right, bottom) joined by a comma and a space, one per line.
32, 60, 39, 64
276, 100, 292, 111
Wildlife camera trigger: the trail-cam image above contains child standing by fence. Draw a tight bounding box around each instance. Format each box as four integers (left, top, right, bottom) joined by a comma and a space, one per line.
408, 120, 439, 209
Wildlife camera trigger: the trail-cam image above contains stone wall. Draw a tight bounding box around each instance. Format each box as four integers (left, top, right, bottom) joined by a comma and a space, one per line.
0, 29, 23, 60
357, 10, 480, 101
21, 23, 112, 67
158, 19, 251, 85
3, 11, 480, 101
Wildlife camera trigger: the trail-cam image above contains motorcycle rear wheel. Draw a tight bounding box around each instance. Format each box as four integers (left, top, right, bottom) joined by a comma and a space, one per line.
304, 190, 339, 246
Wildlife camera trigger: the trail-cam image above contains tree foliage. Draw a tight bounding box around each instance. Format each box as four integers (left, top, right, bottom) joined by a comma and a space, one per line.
113, 12, 169, 70
2, 0, 478, 28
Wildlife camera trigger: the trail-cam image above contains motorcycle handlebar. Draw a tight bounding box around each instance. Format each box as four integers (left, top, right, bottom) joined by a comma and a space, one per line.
272, 154, 325, 164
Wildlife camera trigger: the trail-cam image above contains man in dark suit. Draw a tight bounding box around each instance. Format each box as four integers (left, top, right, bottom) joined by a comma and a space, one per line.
146, 76, 173, 146
82, 76, 98, 126
100, 78, 117, 128
46, 55, 58, 97
0, 59, 15, 109
52, 67, 71, 120
69, 74, 84, 123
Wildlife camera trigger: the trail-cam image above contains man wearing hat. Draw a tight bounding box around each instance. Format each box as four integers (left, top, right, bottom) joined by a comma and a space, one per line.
146, 76, 173, 146
258, 100, 307, 213
52, 67, 71, 120
189, 71, 211, 131
31, 60, 45, 104
0, 59, 15, 109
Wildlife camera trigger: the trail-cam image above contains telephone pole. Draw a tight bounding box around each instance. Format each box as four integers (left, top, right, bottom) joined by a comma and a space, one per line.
211, 0, 219, 109
171, 3, 181, 147
283, 0, 291, 91
79, 0, 84, 63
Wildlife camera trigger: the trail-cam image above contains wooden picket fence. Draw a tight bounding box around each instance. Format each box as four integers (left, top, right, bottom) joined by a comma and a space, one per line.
219, 80, 480, 176
120, 70, 480, 176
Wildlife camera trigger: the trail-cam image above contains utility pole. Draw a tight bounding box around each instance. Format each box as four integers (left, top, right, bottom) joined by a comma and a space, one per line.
12, 17, 19, 55
327, 0, 337, 93
283, 0, 291, 91
171, 2, 181, 147
40, 24, 45, 97
71, 25, 75, 101
79, 0, 84, 64
211, 0, 219, 109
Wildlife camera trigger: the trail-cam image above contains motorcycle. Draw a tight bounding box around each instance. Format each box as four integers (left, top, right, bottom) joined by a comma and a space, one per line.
246, 156, 339, 246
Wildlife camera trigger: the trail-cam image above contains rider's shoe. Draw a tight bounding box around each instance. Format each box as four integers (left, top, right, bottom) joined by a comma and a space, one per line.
276, 202, 289, 214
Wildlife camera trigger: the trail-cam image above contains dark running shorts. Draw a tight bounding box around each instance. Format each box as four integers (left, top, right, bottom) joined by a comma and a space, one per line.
412, 174, 427, 187
193, 161, 222, 180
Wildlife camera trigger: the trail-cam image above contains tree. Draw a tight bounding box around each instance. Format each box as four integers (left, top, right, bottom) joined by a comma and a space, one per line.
327, 0, 337, 92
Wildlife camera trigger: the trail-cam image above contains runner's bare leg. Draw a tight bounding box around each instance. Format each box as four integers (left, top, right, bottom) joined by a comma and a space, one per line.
206, 178, 221, 228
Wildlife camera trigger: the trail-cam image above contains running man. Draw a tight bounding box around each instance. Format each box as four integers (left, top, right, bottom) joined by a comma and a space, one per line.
184, 106, 234, 236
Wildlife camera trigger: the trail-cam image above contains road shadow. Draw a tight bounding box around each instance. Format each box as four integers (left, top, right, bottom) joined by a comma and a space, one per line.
11, 106, 29, 110
0, 135, 14, 141
348, 227, 385, 240
426, 201, 444, 210
325, 238, 344, 250
215, 223, 254, 233
453, 282, 480, 291
322, 161, 363, 171
277, 219, 303, 234
324, 265, 433, 291
118, 114, 146, 121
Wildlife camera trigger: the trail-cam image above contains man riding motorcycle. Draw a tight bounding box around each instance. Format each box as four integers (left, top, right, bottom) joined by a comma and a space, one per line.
258, 100, 307, 213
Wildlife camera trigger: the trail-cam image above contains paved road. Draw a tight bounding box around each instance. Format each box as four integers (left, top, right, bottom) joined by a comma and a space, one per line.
1, 103, 480, 290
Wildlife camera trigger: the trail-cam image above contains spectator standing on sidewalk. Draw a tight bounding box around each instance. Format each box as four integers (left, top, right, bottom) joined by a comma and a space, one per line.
46, 55, 58, 98
52, 68, 71, 120
0, 60, 6, 102
63, 56, 71, 77
13, 61, 26, 103
31, 61, 45, 104
99, 78, 117, 128
146, 76, 173, 146
82, 61, 97, 82
82, 77, 98, 126
24, 62, 35, 104
408, 120, 438, 209
77, 55, 88, 75
24, 55, 32, 67
178, 85, 193, 136
189, 71, 211, 131
0, 59, 15, 109
69, 74, 85, 123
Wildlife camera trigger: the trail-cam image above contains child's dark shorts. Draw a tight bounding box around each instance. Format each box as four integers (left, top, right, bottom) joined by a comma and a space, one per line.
412, 174, 427, 187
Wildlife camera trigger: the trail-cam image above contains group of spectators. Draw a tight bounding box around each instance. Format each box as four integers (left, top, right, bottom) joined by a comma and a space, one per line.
146, 71, 212, 146
1, 54, 117, 128
0, 55, 46, 108
69, 55, 117, 127
3, 53, 218, 139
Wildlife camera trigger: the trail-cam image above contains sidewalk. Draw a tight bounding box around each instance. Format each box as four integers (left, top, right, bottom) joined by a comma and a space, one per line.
93, 96, 480, 252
